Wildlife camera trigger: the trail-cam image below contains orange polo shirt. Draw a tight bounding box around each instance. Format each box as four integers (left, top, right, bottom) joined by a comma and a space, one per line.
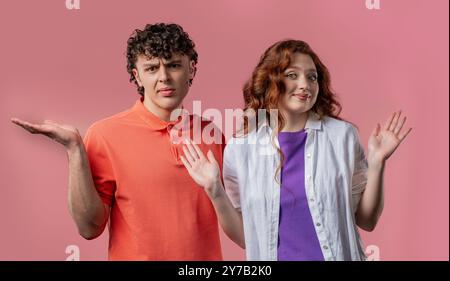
83, 98, 224, 260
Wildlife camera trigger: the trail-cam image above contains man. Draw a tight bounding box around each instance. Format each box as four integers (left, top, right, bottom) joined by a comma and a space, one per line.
11, 23, 225, 260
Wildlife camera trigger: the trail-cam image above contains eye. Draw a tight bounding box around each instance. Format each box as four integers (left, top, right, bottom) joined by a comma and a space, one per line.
308, 74, 318, 82
145, 66, 158, 72
169, 63, 182, 68
285, 72, 297, 79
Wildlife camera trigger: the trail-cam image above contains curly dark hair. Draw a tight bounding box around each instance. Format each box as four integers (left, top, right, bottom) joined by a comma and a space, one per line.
126, 23, 198, 96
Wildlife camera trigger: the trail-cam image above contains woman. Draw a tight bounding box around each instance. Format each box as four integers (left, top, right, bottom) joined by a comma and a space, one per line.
180, 40, 412, 261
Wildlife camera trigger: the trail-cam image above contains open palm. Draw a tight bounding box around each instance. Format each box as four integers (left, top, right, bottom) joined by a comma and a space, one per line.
368, 111, 412, 164
11, 118, 82, 149
180, 139, 221, 191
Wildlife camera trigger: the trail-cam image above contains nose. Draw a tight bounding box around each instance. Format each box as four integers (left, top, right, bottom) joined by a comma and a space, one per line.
297, 74, 310, 91
158, 65, 170, 82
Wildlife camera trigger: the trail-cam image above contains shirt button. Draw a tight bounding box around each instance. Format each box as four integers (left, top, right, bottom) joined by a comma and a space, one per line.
323, 245, 329, 250
306, 153, 311, 158
310, 198, 315, 202
316, 223, 321, 227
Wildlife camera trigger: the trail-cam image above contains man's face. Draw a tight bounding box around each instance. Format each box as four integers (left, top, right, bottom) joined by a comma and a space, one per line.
132, 53, 195, 112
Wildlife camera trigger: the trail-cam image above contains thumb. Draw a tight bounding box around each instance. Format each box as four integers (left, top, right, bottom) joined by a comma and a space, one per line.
207, 150, 218, 165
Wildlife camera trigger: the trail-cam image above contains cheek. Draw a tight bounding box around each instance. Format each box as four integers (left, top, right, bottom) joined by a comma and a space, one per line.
310, 95, 318, 106
312, 83, 319, 93
309, 83, 319, 98
284, 81, 296, 93
309, 92, 320, 109
172, 71, 187, 81
280, 94, 294, 109
141, 75, 156, 85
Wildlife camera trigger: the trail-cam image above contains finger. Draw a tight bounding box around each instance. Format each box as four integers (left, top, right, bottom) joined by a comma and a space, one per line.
182, 145, 196, 165
10, 117, 23, 125
383, 112, 396, 131
179, 155, 192, 170
11, 119, 30, 130
371, 123, 381, 137
14, 122, 37, 133
191, 140, 206, 161
11, 118, 33, 128
394, 116, 407, 135
185, 139, 200, 160
389, 111, 401, 132
207, 150, 218, 165
12, 118, 57, 132
11, 119, 44, 134
399, 127, 412, 142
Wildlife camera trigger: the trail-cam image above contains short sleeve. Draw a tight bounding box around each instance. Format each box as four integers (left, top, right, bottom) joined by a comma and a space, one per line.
83, 125, 116, 206
223, 141, 241, 212
349, 125, 368, 214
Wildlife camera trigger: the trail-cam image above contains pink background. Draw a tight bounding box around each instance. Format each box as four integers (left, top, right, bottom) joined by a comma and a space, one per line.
0, 0, 448, 260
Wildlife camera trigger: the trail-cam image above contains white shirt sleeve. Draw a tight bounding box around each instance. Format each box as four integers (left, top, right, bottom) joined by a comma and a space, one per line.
223, 141, 242, 212
349, 125, 368, 214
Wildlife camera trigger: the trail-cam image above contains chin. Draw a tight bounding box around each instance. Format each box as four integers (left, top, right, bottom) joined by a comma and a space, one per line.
158, 98, 183, 110
285, 104, 310, 114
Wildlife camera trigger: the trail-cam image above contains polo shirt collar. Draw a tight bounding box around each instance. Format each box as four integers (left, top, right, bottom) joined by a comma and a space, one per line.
132, 98, 187, 131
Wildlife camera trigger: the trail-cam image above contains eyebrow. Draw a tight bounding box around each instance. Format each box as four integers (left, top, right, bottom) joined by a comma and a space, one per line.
286, 66, 317, 72
142, 60, 183, 67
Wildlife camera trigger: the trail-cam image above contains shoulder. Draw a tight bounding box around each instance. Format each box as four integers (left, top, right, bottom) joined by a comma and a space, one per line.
321, 116, 354, 133
321, 116, 359, 141
223, 135, 248, 161
85, 107, 135, 138
223, 126, 268, 160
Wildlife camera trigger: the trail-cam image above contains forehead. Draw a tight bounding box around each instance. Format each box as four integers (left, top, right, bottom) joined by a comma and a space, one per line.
136, 53, 188, 64
287, 53, 316, 71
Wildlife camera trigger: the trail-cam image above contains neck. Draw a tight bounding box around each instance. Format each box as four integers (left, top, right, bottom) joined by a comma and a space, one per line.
280, 110, 309, 132
143, 97, 182, 122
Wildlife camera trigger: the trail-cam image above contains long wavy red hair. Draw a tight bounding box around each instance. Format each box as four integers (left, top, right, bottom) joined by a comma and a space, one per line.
241, 40, 344, 182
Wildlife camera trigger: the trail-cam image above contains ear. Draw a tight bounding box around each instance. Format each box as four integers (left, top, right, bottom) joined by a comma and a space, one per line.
188, 60, 196, 80
132, 68, 143, 87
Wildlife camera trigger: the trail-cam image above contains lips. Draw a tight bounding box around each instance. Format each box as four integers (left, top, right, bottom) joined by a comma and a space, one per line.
158, 88, 175, 97
293, 93, 310, 101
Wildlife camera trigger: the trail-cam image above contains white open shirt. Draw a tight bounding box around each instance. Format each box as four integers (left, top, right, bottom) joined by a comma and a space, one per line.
223, 112, 368, 261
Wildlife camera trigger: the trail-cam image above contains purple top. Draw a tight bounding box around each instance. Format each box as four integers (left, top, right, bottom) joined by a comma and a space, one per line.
277, 130, 324, 261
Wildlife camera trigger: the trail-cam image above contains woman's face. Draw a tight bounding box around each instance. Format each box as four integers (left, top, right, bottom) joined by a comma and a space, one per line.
278, 53, 319, 116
